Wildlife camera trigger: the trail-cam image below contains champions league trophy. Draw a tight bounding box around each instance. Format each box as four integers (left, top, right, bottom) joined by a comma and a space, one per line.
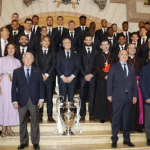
56, 96, 80, 136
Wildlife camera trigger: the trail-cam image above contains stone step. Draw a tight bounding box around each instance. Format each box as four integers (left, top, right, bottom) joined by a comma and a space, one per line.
12, 121, 111, 132
0, 142, 150, 150
0, 131, 146, 146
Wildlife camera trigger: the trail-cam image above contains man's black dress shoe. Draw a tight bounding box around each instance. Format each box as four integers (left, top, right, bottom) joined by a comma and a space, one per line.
18, 144, 29, 149
80, 116, 85, 122
33, 144, 40, 149
47, 117, 56, 123
123, 141, 135, 147
147, 139, 150, 146
111, 142, 117, 148
100, 119, 106, 123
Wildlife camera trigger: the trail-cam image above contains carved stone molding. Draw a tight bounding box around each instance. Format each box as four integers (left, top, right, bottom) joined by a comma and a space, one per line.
110, 0, 150, 22
0, 0, 2, 16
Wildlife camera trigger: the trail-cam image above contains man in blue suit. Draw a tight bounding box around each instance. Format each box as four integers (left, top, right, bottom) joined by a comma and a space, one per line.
56, 38, 79, 101
107, 50, 137, 148
12, 52, 45, 150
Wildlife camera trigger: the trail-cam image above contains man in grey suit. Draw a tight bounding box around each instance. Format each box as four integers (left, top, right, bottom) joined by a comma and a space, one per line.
12, 52, 45, 150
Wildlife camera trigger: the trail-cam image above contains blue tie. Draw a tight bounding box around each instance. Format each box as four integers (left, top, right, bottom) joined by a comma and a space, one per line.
26, 69, 30, 84
123, 64, 127, 77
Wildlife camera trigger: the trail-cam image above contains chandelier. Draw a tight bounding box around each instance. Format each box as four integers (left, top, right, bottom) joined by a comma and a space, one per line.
53, 0, 80, 9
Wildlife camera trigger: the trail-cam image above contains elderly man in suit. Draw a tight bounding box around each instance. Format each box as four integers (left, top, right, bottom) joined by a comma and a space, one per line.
107, 50, 137, 148
12, 52, 45, 150
56, 38, 79, 101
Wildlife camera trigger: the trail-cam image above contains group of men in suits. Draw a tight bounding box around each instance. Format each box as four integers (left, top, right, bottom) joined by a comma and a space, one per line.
1, 12, 150, 149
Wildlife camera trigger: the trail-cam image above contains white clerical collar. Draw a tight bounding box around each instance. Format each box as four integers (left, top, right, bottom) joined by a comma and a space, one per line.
103, 51, 109, 54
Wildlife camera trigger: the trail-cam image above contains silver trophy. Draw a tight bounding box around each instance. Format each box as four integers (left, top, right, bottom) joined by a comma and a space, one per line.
59, 101, 77, 135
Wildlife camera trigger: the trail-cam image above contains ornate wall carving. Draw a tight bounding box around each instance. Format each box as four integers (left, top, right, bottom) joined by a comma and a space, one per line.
110, 0, 150, 22
0, 0, 2, 16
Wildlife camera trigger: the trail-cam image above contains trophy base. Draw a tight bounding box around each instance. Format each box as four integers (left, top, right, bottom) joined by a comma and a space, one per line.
62, 128, 75, 136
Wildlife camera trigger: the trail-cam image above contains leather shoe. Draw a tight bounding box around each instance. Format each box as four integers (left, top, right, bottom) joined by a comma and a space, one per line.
18, 144, 29, 149
33, 144, 40, 149
147, 139, 150, 146
89, 116, 95, 122
111, 142, 117, 148
100, 119, 106, 123
47, 117, 56, 123
123, 141, 135, 147
80, 116, 85, 122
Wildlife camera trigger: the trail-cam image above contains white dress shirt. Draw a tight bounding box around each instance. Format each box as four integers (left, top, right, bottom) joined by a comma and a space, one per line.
69, 30, 75, 38
47, 27, 52, 34
20, 46, 27, 54
119, 44, 126, 50
120, 61, 129, 76
1, 38, 8, 56
102, 28, 107, 34
141, 36, 147, 44
24, 31, 32, 40
12, 30, 19, 36
85, 46, 92, 54
32, 25, 38, 33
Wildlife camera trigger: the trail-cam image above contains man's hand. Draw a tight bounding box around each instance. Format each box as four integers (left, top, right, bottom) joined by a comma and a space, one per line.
85, 74, 93, 82
13, 103, 19, 109
105, 75, 108, 80
67, 76, 74, 83
38, 101, 43, 108
146, 99, 150, 103
0, 86, 2, 95
107, 96, 112, 102
61, 76, 69, 83
42, 74, 48, 81
133, 97, 137, 104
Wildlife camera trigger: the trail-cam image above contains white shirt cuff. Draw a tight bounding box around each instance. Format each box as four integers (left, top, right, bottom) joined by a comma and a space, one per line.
39, 99, 44, 102
13, 102, 18, 103
60, 75, 64, 78
45, 73, 49, 77
71, 74, 75, 78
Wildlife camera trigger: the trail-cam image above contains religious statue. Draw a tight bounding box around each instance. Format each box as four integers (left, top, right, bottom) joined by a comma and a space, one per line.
94, 0, 107, 10
23, 0, 35, 6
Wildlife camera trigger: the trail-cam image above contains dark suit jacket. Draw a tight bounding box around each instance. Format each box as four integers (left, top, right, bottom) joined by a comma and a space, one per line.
112, 44, 127, 55
139, 63, 150, 105
6, 24, 24, 33
8, 30, 21, 43
62, 31, 81, 53
95, 29, 107, 42
16, 32, 39, 54
79, 46, 99, 79
56, 50, 79, 84
32, 26, 41, 37
12, 66, 45, 107
75, 26, 89, 41
107, 62, 138, 101
35, 48, 56, 82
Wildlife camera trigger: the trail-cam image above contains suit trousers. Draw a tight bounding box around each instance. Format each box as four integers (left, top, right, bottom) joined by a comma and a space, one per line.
59, 83, 76, 102
144, 105, 150, 140
111, 95, 131, 142
18, 98, 40, 144
80, 78, 95, 116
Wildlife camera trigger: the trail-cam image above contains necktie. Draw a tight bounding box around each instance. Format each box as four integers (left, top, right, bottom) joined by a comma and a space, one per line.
48, 29, 51, 37
121, 46, 123, 50
123, 64, 127, 77
44, 50, 47, 60
26, 69, 30, 84
66, 52, 70, 60
87, 48, 91, 61
109, 39, 113, 47
14, 32, 16, 36
4, 41, 7, 49
142, 38, 145, 45
82, 27, 85, 32
32, 26, 36, 34
22, 49, 24, 56
104, 28, 106, 34
26, 34, 29, 40
70, 32, 74, 40
114, 33, 116, 39
59, 27, 62, 36
125, 32, 128, 45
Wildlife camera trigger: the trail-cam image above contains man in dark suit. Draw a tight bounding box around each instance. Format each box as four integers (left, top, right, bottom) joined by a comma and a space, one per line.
112, 35, 127, 55
56, 38, 79, 101
16, 18, 38, 55
111, 23, 118, 40
8, 20, 21, 43
75, 15, 89, 42
89, 22, 96, 31
16, 35, 34, 65
139, 54, 150, 146
6, 13, 24, 33
12, 52, 45, 150
32, 15, 41, 37
107, 50, 137, 148
131, 32, 142, 57
79, 35, 99, 122
105, 27, 118, 53
62, 20, 81, 53
53, 16, 68, 51
46, 16, 62, 52
35, 36, 56, 123
118, 21, 132, 45
0, 27, 10, 57
137, 21, 145, 38
95, 19, 107, 42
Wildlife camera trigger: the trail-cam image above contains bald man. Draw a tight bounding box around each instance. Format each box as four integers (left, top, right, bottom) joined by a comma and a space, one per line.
107, 50, 138, 148
12, 52, 45, 150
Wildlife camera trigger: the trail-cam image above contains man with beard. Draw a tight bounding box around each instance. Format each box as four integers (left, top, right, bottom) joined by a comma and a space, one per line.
16, 35, 34, 65
94, 40, 117, 123
79, 35, 99, 122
